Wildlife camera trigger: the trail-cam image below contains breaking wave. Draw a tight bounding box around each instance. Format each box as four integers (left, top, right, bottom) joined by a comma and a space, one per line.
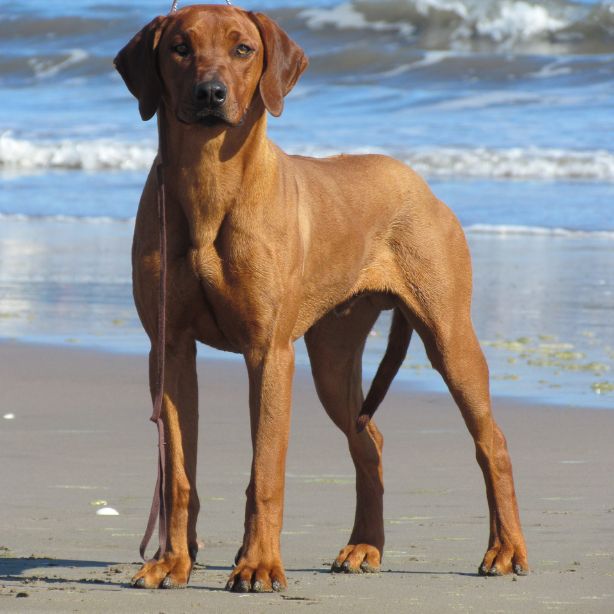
300, 0, 614, 52
465, 223, 614, 238
1, 0, 612, 87
0, 134, 156, 172
403, 146, 614, 180
2, 134, 613, 181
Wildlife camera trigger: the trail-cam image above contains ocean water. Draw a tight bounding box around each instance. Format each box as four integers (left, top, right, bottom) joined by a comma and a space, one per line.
0, 0, 613, 408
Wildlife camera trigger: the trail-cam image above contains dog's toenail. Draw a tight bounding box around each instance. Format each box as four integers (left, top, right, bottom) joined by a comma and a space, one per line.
237, 580, 250, 593
360, 561, 378, 573
161, 576, 172, 589
252, 580, 263, 592
272, 579, 283, 592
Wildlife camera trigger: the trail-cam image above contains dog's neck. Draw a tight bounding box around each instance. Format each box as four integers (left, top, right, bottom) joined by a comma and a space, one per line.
156, 101, 276, 211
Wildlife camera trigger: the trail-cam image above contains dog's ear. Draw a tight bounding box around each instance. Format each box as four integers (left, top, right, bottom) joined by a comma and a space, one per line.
249, 12, 308, 117
114, 16, 167, 121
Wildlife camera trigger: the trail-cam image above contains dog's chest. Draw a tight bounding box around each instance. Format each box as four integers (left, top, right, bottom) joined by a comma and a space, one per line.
187, 210, 287, 347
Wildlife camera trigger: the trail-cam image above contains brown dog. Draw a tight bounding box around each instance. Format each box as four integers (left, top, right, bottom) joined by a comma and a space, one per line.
114, 4, 528, 592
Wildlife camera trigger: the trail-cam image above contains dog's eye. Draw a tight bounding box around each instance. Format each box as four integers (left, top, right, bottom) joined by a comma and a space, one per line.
173, 44, 190, 57
234, 44, 253, 57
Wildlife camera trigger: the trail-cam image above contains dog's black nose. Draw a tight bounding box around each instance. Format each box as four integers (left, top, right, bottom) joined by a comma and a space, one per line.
194, 80, 227, 107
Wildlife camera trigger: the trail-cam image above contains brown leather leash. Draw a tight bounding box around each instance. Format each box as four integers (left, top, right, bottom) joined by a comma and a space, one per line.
137, 0, 179, 565
139, 155, 169, 562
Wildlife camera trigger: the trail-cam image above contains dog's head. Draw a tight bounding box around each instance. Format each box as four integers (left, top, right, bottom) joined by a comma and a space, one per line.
114, 5, 308, 126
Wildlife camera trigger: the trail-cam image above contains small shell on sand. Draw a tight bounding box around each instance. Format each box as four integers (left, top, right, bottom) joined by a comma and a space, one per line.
96, 507, 119, 516
3, 413, 15, 420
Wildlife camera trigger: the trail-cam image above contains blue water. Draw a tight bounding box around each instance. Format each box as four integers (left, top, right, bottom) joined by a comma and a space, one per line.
0, 0, 613, 408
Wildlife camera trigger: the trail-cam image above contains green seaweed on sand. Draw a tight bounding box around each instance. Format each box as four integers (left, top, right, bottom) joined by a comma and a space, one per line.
538, 334, 557, 342
484, 335, 611, 377
483, 337, 532, 352
591, 381, 614, 395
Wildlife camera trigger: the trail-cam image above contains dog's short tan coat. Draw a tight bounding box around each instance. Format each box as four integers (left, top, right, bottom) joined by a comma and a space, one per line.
115, 4, 528, 592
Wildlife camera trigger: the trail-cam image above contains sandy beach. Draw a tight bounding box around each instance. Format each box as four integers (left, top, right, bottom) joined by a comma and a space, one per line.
1, 341, 613, 613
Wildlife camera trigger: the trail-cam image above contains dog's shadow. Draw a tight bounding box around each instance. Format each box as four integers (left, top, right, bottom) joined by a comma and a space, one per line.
0, 557, 128, 588
0, 559, 232, 591
208, 564, 479, 578
0, 558, 480, 592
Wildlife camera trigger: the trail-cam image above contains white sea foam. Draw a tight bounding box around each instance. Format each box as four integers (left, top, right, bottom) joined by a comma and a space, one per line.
465, 224, 614, 239
0, 133, 156, 172
0, 212, 134, 224
427, 91, 545, 111
301, 2, 416, 37
530, 60, 574, 79
378, 51, 453, 78
28, 48, 89, 79
471, 2, 569, 44
404, 147, 614, 181
2, 134, 613, 182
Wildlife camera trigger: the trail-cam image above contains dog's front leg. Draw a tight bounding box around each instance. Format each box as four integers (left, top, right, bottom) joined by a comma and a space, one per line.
132, 336, 200, 589
226, 342, 294, 593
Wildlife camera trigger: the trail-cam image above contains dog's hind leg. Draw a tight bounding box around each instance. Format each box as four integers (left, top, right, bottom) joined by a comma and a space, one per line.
305, 298, 386, 573
392, 206, 528, 576
411, 312, 528, 575
132, 335, 200, 589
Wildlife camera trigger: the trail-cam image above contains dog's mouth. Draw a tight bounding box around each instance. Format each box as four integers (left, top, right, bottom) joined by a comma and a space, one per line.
176, 106, 233, 128
176, 102, 246, 129
195, 109, 230, 127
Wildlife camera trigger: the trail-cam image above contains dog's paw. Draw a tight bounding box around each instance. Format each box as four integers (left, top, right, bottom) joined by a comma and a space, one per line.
331, 544, 381, 574
226, 558, 287, 593
478, 544, 529, 577
131, 553, 192, 589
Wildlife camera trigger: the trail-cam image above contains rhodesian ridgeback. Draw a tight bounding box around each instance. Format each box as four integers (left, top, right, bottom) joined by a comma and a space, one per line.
114, 3, 528, 592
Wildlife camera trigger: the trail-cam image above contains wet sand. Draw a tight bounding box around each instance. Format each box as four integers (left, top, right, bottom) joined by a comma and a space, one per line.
0, 341, 613, 612
1, 216, 613, 408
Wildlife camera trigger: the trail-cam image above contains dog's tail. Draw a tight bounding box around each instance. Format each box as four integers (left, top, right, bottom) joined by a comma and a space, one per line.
356, 307, 412, 433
